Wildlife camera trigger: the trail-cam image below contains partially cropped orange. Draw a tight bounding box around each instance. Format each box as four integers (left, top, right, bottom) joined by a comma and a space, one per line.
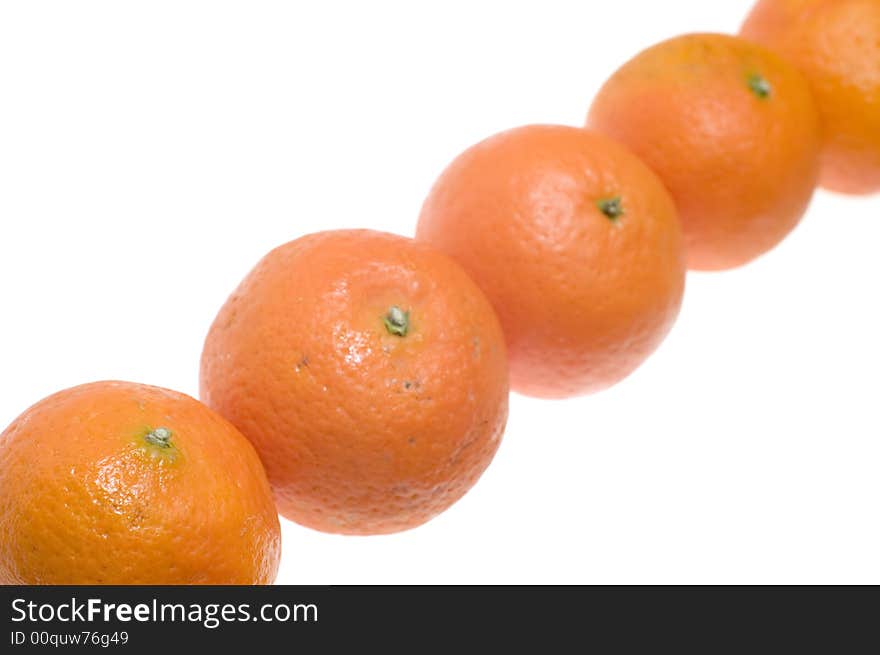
742, 0, 880, 195
588, 33, 822, 270
0, 381, 281, 585
200, 230, 509, 535
416, 125, 685, 399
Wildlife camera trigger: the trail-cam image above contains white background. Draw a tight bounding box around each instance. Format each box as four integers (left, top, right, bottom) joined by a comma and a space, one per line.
1, 1, 877, 584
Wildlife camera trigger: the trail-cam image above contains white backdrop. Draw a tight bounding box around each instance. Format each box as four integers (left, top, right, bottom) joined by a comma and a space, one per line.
1, 1, 877, 584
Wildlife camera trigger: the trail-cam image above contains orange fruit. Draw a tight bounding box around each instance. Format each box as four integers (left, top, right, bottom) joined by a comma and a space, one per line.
0, 381, 281, 585
416, 124, 685, 399
742, 0, 880, 195
588, 33, 822, 270
200, 229, 509, 535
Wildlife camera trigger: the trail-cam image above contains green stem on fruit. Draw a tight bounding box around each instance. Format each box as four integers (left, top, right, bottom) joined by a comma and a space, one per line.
748, 74, 772, 99
383, 306, 410, 337
144, 427, 173, 448
597, 196, 624, 221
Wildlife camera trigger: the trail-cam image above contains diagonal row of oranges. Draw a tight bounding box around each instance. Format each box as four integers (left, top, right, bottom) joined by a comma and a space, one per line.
1, 0, 877, 584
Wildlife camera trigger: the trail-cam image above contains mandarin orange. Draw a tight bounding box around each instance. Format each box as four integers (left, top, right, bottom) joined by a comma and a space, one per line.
0, 381, 281, 585
588, 33, 822, 270
416, 125, 685, 398
200, 230, 509, 535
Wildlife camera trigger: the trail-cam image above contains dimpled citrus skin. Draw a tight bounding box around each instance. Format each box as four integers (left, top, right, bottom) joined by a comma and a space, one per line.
416, 125, 685, 399
200, 230, 509, 535
588, 33, 822, 270
742, 0, 880, 195
0, 381, 281, 585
